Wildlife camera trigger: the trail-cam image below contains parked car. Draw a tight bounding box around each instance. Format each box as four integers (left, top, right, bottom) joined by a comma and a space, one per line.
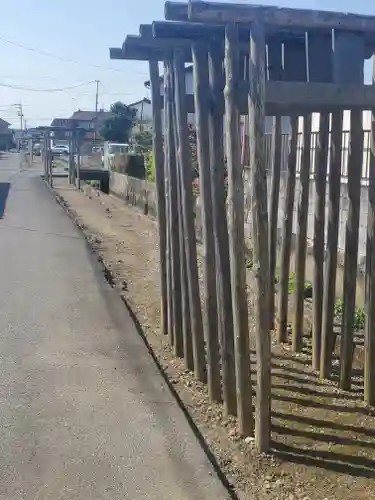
51, 145, 69, 155
33, 143, 41, 156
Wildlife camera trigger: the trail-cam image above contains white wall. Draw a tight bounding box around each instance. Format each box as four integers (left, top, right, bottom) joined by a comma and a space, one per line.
130, 101, 153, 123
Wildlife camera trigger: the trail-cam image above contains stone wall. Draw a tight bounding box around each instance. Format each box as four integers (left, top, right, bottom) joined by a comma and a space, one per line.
109, 171, 157, 216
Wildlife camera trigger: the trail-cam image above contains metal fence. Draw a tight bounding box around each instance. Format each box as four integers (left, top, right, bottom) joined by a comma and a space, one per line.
264, 130, 372, 182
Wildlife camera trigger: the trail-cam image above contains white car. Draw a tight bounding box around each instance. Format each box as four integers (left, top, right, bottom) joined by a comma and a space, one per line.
51, 145, 69, 155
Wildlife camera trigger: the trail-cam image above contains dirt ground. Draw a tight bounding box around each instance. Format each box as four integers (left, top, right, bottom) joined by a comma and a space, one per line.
52, 177, 375, 500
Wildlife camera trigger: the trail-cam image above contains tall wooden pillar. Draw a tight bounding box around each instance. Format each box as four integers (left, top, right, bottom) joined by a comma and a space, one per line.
333, 31, 364, 84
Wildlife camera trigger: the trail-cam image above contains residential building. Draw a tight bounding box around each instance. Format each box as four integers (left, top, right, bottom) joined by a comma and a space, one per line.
128, 98, 152, 133
0, 119, 13, 150
69, 110, 113, 139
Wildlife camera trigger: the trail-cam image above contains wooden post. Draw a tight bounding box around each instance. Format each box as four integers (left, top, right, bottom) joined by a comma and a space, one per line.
225, 24, 253, 437
48, 131, 53, 187
312, 112, 330, 370
339, 109, 363, 390
164, 62, 174, 344
76, 135, 81, 191
364, 57, 375, 405
208, 41, 237, 416
149, 58, 168, 337
49, 148, 53, 187
173, 50, 206, 381
292, 114, 312, 352
43, 133, 47, 178
192, 43, 221, 403
249, 20, 271, 452
277, 115, 298, 343
320, 110, 343, 378
178, 162, 193, 370
68, 133, 73, 185
172, 97, 192, 368
269, 116, 282, 330
166, 61, 184, 358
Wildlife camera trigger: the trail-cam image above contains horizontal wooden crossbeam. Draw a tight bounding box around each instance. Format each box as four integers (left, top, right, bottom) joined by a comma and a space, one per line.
187, 1, 375, 33
159, 82, 375, 114
268, 81, 375, 112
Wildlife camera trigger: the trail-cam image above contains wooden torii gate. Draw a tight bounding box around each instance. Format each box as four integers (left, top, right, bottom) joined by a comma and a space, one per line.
110, 1, 375, 452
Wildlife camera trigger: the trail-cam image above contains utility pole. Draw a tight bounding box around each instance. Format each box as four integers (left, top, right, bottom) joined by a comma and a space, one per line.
94, 80, 99, 147
14, 103, 24, 151
17, 103, 24, 130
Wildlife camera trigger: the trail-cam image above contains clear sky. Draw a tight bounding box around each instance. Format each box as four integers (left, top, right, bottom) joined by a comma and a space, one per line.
0, 0, 373, 128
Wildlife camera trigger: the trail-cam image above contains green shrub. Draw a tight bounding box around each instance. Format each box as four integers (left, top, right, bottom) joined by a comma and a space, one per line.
146, 152, 155, 182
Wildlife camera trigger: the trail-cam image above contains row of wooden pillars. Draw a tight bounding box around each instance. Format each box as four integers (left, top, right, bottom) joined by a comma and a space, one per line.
148, 24, 375, 453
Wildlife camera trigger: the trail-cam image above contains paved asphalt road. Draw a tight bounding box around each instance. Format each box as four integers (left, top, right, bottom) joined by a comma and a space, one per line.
0, 153, 230, 500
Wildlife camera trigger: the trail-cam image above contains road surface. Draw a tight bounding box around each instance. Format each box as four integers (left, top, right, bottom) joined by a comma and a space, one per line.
0, 153, 230, 500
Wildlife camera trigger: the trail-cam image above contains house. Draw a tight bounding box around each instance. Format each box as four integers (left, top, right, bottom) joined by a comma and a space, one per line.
0, 119, 13, 150
49, 110, 113, 147
69, 110, 113, 139
49, 118, 72, 144
128, 98, 152, 133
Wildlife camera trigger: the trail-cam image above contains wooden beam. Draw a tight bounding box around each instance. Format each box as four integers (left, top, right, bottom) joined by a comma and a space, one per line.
165, 1, 189, 20
249, 20, 271, 453
292, 114, 312, 352
173, 50, 207, 382
208, 41, 237, 416
163, 82, 375, 114
224, 24, 253, 437
153, 20, 225, 40
320, 110, 343, 377
277, 115, 298, 343
149, 58, 168, 337
364, 57, 375, 406
153, 20, 252, 43
313, 113, 330, 372
268, 82, 375, 111
110, 45, 168, 62
109, 47, 126, 60
139, 24, 153, 37
268, 116, 282, 330
164, 62, 175, 346
192, 43, 222, 403
188, 0, 375, 33
123, 34, 190, 54
339, 109, 363, 389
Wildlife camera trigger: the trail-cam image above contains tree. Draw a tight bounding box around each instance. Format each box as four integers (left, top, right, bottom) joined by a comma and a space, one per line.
100, 102, 136, 143
133, 130, 153, 154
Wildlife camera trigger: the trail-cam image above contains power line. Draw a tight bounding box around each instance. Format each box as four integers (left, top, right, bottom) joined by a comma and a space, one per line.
0, 36, 148, 76
0, 80, 96, 92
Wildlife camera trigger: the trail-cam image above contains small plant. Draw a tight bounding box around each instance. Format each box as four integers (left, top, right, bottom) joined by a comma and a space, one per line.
288, 272, 296, 294
334, 298, 365, 331
334, 298, 344, 318
304, 281, 313, 299
354, 307, 365, 331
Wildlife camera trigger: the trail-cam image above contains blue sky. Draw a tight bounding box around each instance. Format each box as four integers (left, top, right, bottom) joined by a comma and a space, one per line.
0, 0, 373, 128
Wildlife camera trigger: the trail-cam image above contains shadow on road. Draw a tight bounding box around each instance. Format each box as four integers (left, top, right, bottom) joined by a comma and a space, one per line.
0, 182, 11, 218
